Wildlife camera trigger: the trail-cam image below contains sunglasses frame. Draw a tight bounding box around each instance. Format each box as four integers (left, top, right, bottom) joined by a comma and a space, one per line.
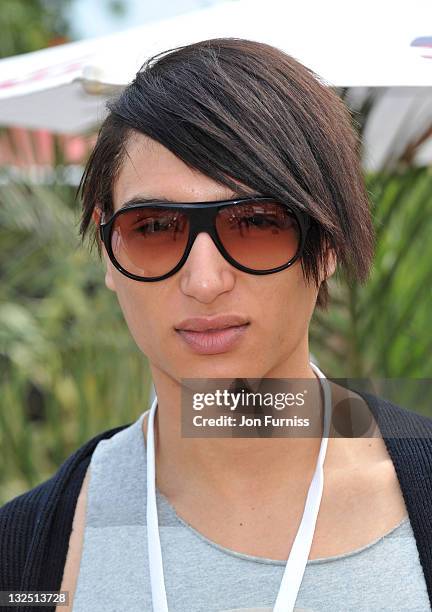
99, 196, 311, 282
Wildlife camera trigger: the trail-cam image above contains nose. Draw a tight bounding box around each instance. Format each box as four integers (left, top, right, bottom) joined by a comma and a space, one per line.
178, 231, 236, 303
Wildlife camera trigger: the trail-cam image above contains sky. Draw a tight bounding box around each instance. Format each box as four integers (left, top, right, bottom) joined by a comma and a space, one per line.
69, 0, 227, 40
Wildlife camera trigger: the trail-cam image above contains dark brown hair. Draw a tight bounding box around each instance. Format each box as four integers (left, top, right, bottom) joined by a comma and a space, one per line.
79, 37, 375, 310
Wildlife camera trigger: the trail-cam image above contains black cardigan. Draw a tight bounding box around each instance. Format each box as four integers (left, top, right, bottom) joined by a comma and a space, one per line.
1, 390, 432, 612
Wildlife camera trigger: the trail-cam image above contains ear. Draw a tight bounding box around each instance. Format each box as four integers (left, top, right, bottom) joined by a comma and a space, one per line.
102, 254, 116, 293
91, 205, 101, 226
322, 247, 337, 281
92, 205, 116, 293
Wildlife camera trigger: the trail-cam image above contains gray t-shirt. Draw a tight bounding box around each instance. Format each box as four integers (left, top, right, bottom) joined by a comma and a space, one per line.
72, 412, 430, 611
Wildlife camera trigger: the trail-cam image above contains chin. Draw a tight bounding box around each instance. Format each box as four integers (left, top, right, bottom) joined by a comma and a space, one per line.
177, 360, 264, 382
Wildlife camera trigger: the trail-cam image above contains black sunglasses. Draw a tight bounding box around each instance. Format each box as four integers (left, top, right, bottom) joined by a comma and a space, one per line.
99, 196, 311, 282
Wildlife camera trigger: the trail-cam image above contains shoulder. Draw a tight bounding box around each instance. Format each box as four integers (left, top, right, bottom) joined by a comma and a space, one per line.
356, 390, 432, 596
0, 422, 132, 591
354, 388, 432, 495
356, 387, 432, 439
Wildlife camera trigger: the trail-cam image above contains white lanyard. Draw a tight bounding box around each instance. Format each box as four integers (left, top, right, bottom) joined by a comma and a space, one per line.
146, 362, 332, 611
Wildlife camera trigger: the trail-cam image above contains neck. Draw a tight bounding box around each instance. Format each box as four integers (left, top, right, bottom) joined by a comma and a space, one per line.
143, 356, 340, 506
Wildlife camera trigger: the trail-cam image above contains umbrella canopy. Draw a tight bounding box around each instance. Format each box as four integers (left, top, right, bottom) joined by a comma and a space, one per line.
0, 0, 431, 169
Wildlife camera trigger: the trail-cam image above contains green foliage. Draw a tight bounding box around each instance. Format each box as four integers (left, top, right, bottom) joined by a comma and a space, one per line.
309, 88, 432, 415
0, 181, 152, 504
310, 167, 432, 413
0, 0, 73, 58
0, 0, 129, 58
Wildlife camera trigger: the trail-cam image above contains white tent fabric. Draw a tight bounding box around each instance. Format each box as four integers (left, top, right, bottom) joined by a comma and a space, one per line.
0, 0, 431, 169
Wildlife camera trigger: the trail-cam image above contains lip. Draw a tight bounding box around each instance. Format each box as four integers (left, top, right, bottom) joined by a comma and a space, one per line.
176, 324, 250, 354
175, 314, 250, 332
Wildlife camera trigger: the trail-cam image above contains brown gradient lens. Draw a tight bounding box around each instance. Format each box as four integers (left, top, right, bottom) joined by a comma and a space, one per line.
111, 207, 189, 277
215, 201, 301, 269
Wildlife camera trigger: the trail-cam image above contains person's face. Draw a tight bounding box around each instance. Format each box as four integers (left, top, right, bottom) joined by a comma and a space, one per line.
94, 133, 336, 382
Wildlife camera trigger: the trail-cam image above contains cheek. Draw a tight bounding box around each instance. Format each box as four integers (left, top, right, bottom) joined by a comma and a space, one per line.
261, 267, 317, 333
268, 265, 314, 308
112, 279, 161, 352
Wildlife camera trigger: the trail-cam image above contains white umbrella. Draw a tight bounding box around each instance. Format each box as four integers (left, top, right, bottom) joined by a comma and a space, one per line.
0, 0, 431, 169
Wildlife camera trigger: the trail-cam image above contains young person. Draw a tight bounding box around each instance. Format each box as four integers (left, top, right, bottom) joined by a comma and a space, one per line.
1, 38, 432, 612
